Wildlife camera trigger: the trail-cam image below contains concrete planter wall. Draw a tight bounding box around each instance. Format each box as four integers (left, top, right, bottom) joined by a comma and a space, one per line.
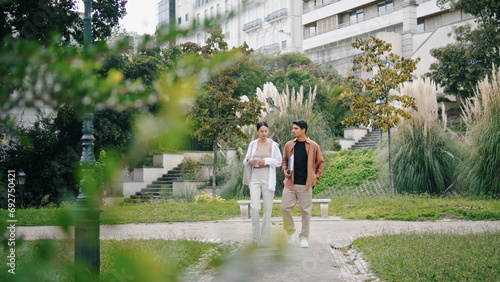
153, 153, 185, 172
339, 128, 369, 150
344, 128, 369, 142
102, 197, 125, 206
172, 181, 206, 197
337, 139, 357, 150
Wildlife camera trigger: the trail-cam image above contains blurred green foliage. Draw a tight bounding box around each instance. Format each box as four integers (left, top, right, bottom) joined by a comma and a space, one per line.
314, 149, 379, 194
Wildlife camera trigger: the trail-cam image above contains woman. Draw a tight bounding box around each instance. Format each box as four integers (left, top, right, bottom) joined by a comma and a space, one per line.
243, 121, 282, 245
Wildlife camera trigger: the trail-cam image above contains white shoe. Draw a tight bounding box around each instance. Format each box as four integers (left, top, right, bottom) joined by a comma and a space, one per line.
299, 238, 309, 248
287, 232, 296, 244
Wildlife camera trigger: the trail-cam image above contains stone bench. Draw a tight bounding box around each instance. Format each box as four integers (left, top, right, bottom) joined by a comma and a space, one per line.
237, 199, 331, 219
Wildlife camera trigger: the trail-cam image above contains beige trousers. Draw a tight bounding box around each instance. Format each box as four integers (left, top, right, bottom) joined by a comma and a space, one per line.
281, 185, 312, 239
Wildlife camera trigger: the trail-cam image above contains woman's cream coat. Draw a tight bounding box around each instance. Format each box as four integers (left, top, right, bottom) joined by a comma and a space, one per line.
242, 138, 282, 191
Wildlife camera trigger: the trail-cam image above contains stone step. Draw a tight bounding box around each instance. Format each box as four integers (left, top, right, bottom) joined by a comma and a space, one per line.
361, 136, 382, 140
140, 187, 171, 193
135, 187, 172, 196
134, 164, 183, 198
351, 145, 377, 150
356, 139, 380, 144
146, 184, 166, 189
353, 141, 378, 146
161, 172, 182, 178
157, 176, 182, 182
349, 129, 385, 150
152, 180, 175, 185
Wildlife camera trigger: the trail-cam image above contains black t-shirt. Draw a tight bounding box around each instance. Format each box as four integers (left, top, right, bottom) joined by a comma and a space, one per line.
294, 141, 308, 185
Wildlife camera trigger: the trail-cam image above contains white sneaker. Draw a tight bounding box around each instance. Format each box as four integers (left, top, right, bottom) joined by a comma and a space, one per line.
299, 238, 309, 248
287, 232, 296, 244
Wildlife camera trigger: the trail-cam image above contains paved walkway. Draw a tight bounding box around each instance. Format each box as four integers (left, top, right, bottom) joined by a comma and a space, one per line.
17, 217, 500, 281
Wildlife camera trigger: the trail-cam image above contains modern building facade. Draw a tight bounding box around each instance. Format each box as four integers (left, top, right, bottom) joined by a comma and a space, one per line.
157, 0, 303, 53
158, 0, 474, 81
301, 0, 474, 78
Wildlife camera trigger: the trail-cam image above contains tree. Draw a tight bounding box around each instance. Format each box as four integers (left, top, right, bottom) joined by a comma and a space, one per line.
437, 0, 500, 25
1, 108, 81, 207
428, 0, 500, 98
0, 0, 127, 45
270, 68, 318, 95
341, 36, 420, 196
253, 54, 345, 132
1, 25, 239, 204
254, 52, 312, 77
232, 52, 266, 99
322, 82, 350, 136
188, 26, 263, 189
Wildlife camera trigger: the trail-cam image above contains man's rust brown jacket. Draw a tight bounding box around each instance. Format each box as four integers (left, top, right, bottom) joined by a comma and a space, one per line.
281, 137, 324, 189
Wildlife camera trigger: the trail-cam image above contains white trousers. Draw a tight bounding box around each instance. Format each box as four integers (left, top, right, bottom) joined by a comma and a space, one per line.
249, 168, 275, 244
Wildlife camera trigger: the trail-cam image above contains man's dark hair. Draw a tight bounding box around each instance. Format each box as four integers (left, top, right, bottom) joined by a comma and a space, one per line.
293, 120, 308, 133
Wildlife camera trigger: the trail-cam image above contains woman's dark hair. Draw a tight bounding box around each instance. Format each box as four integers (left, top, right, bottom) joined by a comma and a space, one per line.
256, 121, 269, 130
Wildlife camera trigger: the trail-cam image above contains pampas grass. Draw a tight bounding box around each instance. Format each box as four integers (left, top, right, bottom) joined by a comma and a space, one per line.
378, 78, 460, 194
245, 82, 332, 149
457, 67, 500, 196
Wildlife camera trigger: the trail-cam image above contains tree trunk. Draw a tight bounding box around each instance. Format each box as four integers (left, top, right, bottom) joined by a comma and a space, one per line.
388, 127, 395, 196
212, 136, 218, 195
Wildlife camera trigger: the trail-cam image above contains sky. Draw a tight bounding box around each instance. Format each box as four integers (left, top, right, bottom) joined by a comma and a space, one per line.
119, 0, 158, 35
76, 0, 158, 35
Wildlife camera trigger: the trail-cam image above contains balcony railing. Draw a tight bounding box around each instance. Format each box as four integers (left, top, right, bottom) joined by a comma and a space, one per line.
243, 18, 263, 32
303, 0, 340, 14
194, 0, 215, 9
265, 8, 288, 22
304, 6, 402, 39
255, 43, 280, 54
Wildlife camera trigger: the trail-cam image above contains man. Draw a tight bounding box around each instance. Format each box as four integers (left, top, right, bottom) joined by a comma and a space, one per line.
281, 120, 324, 248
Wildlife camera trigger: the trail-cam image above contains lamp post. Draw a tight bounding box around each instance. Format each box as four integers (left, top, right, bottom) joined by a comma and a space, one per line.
74, 0, 101, 280
17, 169, 26, 208
83, 0, 92, 48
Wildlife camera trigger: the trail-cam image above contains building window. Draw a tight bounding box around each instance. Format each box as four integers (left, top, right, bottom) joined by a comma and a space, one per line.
224, 22, 230, 39
178, 17, 182, 25
378, 1, 394, 13
282, 40, 287, 49
385, 26, 395, 32
417, 18, 425, 33
309, 24, 317, 35
350, 9, 364, 22
217, 3, 221, 15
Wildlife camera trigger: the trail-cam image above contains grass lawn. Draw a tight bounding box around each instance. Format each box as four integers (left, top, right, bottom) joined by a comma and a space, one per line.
0, 238, 233, 281
331, 195, 500, 221
353, 231, 500, 281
